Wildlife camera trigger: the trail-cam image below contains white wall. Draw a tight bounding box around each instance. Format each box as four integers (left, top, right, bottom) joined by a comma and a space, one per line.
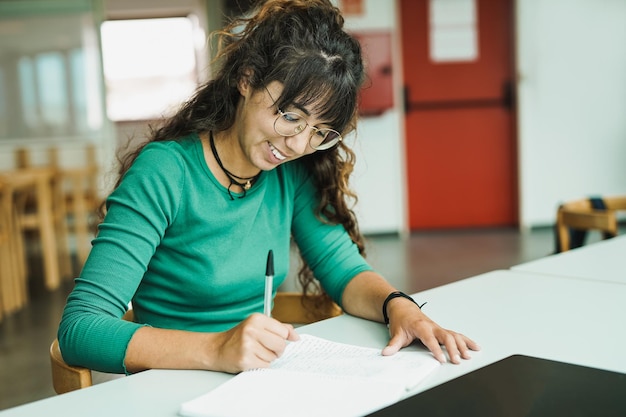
340, 0, 408, 235
516, 0, 626, 228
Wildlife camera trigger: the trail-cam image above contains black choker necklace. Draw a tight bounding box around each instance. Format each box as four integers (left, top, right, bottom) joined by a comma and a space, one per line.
209, 132, 261, 200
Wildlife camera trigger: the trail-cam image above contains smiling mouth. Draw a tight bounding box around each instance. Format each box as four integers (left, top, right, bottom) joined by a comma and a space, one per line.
269, 142, 287, 161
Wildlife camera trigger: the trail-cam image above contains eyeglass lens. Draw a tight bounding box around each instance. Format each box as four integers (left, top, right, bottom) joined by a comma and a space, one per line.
274, 111, 341, 150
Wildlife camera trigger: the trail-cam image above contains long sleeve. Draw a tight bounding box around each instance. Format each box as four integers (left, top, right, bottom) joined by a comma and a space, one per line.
289, 163, 373, 305
58, 141, 186, 373
57, 137, 373, 373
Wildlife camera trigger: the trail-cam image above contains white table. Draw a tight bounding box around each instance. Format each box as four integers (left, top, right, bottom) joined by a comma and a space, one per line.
2, 270, 625, 416
511, 234, 626, 285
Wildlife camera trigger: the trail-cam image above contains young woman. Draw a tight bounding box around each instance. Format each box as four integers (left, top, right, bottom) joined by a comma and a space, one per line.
58, 0, 479, 375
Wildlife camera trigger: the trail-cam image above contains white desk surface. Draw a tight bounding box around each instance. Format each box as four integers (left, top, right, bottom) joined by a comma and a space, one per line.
511, 234, 626, 284
2, 269, 625, 417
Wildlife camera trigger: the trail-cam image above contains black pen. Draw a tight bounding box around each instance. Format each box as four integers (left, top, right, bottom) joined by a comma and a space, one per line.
264, 250, 274, 316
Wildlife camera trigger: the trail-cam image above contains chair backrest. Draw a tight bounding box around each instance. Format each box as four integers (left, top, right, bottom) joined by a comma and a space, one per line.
48, 144, 102, 272
15, 145, 102, 274
0, 182, 8, 321
50, 294, 342, 394
0, 180, 28, 317
270, 292, 342, 325
555, 195, 626, 252
12, 147, 73, 286
50, 309, 135, 395
50, 338, 92, 394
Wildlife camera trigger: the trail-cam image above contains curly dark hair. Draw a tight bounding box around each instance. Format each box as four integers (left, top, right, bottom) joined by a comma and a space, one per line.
109, 0, 366, 305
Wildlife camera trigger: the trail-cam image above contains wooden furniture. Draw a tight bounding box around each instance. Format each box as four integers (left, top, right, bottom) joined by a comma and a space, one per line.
1, 181, 24, 317
270, 292, 342, 325
14, 147, 74, 284
555, 195, 626, 252
50, 309, 136, 394
48, 145, 101, 271
0, 179, 29, 316
0, 183, 5, 320
15, 145, 101, 278
49, 293, 342, 394
49, 339, 93, 395
0, 167, 64, 291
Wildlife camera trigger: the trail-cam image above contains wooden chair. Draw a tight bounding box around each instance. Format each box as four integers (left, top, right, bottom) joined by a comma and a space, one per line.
50, 339, 93, 395
15, 145, 102, 280
0, 182, 11, 319
13, 148, 72, 288
0, 180, 29, 316
49, 145, 102, 271
270, 292, 342, 324
50, 292, 342, 394
555, 195, 626, 252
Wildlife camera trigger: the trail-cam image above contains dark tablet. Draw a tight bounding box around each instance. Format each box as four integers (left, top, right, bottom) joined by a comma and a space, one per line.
367, 354, 626, 417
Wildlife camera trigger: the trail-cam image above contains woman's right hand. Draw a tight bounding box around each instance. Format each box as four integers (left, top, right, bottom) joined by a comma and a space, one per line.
124, 313, 299, 374
213, 313, 300, 373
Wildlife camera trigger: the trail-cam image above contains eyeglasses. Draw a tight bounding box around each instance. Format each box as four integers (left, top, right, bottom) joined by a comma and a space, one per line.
265, 87, 342, 151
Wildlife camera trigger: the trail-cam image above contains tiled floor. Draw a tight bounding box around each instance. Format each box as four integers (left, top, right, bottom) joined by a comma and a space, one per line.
0, 226, 565, 411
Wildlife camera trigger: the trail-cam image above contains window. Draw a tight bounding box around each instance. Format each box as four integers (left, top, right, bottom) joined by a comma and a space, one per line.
36, 52, 70, 132
100, 17, 201, 121
0, 9, 105, 140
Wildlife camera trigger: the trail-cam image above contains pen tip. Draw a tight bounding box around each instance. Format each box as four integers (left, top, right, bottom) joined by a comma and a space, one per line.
266, 250, 274, 275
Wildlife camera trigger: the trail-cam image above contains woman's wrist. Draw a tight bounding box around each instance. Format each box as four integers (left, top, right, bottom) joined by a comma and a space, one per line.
382, 291, 426, 326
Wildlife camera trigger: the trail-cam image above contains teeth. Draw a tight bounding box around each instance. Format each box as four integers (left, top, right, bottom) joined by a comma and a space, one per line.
269, 142, 286, 161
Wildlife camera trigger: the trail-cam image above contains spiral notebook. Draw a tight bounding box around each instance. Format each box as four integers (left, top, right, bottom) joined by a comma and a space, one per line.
179, 334, 440, 417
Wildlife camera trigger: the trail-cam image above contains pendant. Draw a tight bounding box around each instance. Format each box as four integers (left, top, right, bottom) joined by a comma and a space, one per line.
244, 180, 251, 190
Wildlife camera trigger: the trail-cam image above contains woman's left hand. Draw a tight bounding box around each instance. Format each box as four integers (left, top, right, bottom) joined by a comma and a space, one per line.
380, 297, 480, 363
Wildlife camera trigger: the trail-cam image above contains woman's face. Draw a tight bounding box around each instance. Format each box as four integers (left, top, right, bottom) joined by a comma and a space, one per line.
236, 80, 333, 171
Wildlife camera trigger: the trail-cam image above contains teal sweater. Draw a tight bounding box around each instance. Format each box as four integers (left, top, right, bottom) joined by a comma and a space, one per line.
58, 135, 372, 373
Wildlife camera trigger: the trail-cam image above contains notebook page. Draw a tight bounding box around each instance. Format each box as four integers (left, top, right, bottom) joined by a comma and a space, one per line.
270, 334, 440, 389
179, 334, 440, 417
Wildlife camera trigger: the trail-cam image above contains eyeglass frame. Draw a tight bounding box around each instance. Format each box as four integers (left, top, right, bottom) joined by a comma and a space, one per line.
264, 86, 343, 151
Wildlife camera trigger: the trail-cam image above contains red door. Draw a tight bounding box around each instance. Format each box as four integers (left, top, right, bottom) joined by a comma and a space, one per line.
400, 0, 517, 229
